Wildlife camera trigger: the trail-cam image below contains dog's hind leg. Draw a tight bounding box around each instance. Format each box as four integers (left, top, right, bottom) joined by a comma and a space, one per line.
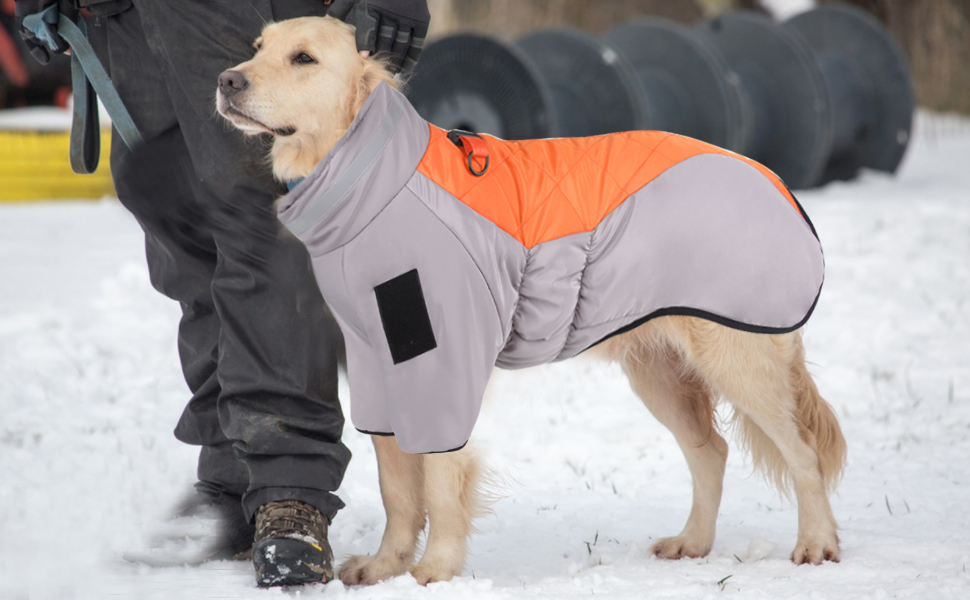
338, 435, 426, 585
620, 341, 728, 560
410, 446, 484, 585
684, 323, 843, 564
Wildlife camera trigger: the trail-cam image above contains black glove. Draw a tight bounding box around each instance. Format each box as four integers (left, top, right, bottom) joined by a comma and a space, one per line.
327, 0, 430, 74
15, 0, 74, 65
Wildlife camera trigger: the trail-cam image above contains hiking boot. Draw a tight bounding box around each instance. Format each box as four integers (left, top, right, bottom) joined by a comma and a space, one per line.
253, 499, 333, 587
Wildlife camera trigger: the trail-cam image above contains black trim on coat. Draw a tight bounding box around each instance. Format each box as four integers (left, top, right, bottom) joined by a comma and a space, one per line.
356, 428, 394, 437
424, 441, 468, 454
585, 187, 823, 352
354, 429, 467, 454
788, 188, 820, 241
585, 282, 823, 353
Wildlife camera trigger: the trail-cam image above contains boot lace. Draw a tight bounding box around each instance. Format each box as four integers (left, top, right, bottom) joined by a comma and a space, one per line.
255, 500, 327, 545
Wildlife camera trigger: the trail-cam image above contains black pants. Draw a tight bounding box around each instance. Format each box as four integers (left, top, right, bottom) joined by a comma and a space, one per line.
91, 0, 348, 522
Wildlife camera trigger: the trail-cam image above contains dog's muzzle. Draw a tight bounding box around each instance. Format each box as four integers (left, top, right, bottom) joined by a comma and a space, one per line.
218, 69, 249, 97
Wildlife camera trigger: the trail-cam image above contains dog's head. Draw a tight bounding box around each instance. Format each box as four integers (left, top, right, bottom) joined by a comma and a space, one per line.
216, 16, 396, 182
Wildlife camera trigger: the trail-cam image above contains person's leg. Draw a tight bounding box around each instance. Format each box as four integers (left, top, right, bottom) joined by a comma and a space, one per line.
93, 9, 257, 558
130, 0, 349, 523
94, 7, 252, 497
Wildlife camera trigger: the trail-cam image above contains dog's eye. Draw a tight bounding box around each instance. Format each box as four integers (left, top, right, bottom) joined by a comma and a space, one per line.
293, 52, 317, 65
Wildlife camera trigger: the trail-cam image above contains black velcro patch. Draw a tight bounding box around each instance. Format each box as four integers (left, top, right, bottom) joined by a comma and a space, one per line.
374, 269, 437, 364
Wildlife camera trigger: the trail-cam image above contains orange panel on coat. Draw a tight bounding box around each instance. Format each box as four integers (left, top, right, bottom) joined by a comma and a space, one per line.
416, 125, 801, 249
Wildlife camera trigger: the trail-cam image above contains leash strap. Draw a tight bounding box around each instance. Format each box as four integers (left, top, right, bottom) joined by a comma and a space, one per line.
57, 14, 143, 150
68, 20, 100, 174
23, 6, 143, 173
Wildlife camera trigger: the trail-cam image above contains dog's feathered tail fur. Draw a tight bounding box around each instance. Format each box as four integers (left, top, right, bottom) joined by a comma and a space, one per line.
595, 317, 846, 500
733, 334, 847, 495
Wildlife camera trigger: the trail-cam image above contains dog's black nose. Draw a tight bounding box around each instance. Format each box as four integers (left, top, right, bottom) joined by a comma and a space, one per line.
218, 70, 249, 96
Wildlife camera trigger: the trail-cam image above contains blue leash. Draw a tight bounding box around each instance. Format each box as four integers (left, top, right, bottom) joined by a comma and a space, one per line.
23, 6, 143, 173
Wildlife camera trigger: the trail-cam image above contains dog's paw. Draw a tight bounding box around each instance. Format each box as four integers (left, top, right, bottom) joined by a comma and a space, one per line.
409, 559, 462, 585
338, 553, 412, 586
790, 536, 840, 565
651, 535, 713, 560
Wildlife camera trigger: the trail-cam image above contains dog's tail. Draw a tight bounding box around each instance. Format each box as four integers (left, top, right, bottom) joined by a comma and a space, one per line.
790, 353, 847, 492
735, 337, 846, 495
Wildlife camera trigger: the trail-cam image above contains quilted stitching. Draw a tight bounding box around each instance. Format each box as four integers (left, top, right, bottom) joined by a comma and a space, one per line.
416, 125, 799, 249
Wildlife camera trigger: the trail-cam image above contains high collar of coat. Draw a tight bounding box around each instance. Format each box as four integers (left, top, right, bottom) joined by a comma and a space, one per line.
276, 81, 431, 252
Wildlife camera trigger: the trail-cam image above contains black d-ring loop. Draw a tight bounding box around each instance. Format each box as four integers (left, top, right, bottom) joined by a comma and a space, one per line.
468, 153, 489, 176
448, 129, 490, 176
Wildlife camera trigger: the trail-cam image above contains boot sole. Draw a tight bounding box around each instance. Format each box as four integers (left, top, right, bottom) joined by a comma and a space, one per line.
253, 537, 333, 587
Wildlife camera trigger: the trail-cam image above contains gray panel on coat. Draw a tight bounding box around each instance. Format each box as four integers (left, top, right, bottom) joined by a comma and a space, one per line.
337, 189, 505, 454
565, 152, 824, 359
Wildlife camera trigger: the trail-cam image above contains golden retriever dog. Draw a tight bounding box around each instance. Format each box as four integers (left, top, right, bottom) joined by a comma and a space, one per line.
217, 16, 847, 586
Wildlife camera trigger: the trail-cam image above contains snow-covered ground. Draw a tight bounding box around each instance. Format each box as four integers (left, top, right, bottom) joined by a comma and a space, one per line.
2, 111, 970, 599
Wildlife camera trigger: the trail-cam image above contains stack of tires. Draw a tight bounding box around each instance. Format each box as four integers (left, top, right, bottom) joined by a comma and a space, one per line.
406, 3, 914, 189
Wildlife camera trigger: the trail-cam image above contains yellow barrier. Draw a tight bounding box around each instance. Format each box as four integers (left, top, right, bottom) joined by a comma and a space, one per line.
0, 130, 115, 201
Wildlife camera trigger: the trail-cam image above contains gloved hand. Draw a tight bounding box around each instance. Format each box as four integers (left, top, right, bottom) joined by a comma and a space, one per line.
15, 0, 74, 65
327, 0, 430, 74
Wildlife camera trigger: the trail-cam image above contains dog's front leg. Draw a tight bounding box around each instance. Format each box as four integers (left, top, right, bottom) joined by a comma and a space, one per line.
339, 435, 426, 585
410, 447, 483, 585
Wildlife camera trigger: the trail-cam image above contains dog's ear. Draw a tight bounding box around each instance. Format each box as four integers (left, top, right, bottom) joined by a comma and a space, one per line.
352, 56, 398, 116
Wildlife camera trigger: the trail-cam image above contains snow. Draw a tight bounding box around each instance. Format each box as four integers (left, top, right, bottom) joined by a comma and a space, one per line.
0, 106, 75, 131
2, 111, 970, 599
760, 0, 817, 20
0, 102, 112, 131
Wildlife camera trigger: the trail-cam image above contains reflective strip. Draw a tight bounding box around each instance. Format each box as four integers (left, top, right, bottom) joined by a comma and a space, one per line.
285, 93, 406, 236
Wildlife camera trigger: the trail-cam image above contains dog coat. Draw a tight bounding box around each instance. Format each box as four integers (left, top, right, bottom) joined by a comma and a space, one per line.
277, 82, 824, 454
